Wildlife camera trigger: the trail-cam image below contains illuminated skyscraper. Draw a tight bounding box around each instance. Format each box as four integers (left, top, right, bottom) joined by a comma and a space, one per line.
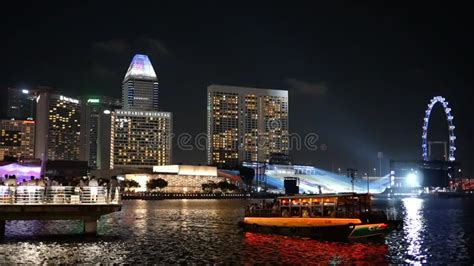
5, 87, 34, 120
110, 110, 172, 169
35, 92, 81, 161
79, 96, 121, 169
207, 85, 289, 165
122, 54, 159, 111
3, 86, 52, 120
110, 54, 173, 169
0, 119, 35, 161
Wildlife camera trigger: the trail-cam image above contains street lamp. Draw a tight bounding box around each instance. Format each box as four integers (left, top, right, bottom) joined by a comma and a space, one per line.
347, 168, 357, 193
365, 173, 369, 193
373, 168, 377, 177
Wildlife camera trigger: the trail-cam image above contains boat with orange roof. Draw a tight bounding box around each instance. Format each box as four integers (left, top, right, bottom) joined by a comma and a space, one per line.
240, 193, 402, 241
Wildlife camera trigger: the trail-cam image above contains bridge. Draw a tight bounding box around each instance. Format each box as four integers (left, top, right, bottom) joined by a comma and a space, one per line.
0, 186, 121, 236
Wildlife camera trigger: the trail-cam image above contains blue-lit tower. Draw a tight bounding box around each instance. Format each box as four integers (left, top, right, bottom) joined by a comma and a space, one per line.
122, 54, 159, 111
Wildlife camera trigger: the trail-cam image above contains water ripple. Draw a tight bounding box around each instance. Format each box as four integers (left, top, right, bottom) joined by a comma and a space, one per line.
1, 198, 473, 264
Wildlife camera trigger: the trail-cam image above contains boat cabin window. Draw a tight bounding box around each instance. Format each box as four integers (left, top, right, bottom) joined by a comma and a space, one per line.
277, 194, 372, 218
290, 207, 300, 217
301, 207, 310, 217
323, 204, 335, 217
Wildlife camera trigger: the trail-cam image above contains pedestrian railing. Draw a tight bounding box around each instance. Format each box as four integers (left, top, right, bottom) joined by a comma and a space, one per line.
0, 186, 120, 205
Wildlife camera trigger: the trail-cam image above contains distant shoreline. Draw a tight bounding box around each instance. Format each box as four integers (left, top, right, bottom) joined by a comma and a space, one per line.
121, 192, 280, 200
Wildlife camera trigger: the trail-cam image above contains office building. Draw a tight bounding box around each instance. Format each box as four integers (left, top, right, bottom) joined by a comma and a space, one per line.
79, 96, 121, 169
207, 85, 289, 165
110, 110, 172, 169
5, 87, 34, 120
3, 86, 53, 120
110, 54, 173, 169
0, 120, 35, 161
35, 92, 81, 161
122, 54, 159, 111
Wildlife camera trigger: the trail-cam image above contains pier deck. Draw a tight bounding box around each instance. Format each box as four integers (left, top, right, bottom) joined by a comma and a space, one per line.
0, 186, 122, 236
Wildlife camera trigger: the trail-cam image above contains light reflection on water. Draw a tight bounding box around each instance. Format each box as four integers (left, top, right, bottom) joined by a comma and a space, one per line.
0, 198, 473, 264
385, 197, 474, 264
402, 197, 426, 264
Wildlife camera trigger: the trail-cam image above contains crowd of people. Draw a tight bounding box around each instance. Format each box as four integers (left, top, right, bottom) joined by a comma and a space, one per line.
0, 174, 120, 203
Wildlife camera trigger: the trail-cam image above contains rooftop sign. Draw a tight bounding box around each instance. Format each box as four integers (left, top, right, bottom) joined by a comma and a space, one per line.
87, 98, 100, 103
59, 95, 79, 104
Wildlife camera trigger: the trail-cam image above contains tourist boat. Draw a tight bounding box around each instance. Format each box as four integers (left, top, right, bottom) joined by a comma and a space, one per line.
240, 193, 402, 241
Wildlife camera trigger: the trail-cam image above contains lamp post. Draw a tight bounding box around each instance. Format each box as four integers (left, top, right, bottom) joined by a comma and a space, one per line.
365, 173, 369, 194
377, 152, 383, 176
347, 168, 357, 193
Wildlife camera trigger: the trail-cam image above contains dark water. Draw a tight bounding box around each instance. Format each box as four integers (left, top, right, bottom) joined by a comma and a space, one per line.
1, 198, 473, 264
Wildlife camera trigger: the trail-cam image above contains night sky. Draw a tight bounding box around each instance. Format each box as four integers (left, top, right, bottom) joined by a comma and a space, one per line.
2, 1, 473, 176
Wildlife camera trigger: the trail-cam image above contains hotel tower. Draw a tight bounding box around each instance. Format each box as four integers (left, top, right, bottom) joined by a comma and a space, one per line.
110, 54, 172, 169
207, 85, 289, 165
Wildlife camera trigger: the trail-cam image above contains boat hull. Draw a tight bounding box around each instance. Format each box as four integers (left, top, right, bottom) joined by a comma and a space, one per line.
240, 217, 388, 241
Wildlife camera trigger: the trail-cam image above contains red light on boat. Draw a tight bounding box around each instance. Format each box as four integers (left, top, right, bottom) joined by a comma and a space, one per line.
379, 224, 388, 229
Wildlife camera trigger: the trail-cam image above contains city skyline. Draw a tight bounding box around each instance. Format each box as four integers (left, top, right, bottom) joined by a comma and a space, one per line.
2, 2, 472, 176
1, 2, 474, 264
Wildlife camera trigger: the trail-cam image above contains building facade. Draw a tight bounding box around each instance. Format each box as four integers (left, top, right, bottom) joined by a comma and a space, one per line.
122, 54, 159, 111
3, 86, 54, 120
0, 120, 35, 161
207, 85, 289, 165
79, 96, 121, 169
125, 165, 223, 193
5, 87, 34, 120
111, 54, 173, 169
110, 110, 172, 169
35, 93, 81, 161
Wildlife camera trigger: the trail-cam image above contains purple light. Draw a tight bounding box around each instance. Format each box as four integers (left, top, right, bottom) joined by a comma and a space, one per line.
0, 163, 41, 183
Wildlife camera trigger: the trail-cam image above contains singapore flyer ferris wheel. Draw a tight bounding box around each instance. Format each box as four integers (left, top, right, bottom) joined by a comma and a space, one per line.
422, 96, 456, 162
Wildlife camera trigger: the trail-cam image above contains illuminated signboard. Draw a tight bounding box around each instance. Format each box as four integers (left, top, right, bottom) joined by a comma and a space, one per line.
87, 98, 100, 103
60, 95, 79, 104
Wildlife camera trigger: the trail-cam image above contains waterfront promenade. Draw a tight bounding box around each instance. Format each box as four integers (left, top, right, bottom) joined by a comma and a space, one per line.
0, 186, 121, 235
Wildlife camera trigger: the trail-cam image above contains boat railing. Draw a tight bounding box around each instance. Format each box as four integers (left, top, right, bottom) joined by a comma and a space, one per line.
0, 185, 121, 205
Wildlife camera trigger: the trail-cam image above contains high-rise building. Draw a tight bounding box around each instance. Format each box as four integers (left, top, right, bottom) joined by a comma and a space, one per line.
3, 86, 54, 120
35, 92, 81, 161
110, 110, 172, 169
0, 119, 35, 161
97, 109, 114, 170
79, 96, 121, 169
122, 54, 159, 111
4, 87, 37, 120
110, 54, 173, 169
207, 85, 289, 165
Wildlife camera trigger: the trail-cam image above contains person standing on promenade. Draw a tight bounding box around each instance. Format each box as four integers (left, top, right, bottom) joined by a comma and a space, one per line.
109, 176, 118, 203
6, 175, 17, 203
26, 176, 37, 203
89, 176, 99, 202
36, 176, 46, 202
